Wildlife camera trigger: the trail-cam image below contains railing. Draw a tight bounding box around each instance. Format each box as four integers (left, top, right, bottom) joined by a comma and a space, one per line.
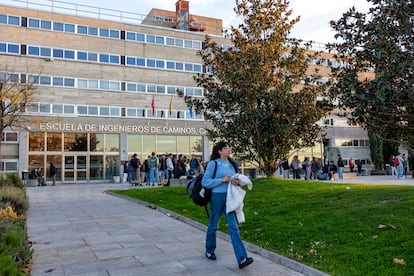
1, 0, 328, 50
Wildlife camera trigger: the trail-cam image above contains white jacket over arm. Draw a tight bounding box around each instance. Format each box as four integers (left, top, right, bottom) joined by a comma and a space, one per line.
226, 174, 253, 223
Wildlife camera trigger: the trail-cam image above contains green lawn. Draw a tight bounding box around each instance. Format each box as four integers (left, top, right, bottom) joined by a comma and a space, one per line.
112, 178, 414, 275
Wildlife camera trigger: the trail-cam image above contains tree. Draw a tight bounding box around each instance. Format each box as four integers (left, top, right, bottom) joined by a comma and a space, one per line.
327, 0, 414, 151
0, 72, 35, 156
185, 0, 327, 176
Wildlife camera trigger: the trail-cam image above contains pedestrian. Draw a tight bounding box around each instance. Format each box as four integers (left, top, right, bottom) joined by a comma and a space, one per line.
148, 152, 159, 186
49, 162, 56, 186
129, 154, 141, 186
166, 153, 174, 186
202, 141, 253, 269
124, 161, 129, 183
311, 157, 320, 180
396, 153, 404, 179
280, 157, 290, 179
411, 154, 414, 178
190, 154, 200, 175
159, 154, 168, 185
337, 154, 344, 180
349, 158, 354, 173
291, 156, 301, 179
304, 157, 311, 180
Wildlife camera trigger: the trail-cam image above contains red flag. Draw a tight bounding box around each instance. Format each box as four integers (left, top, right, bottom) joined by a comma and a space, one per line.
169, 97, 173, 115
151, 95, 155, 116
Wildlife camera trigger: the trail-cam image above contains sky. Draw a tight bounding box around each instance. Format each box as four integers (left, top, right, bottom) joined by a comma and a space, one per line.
1, 0, 372, 44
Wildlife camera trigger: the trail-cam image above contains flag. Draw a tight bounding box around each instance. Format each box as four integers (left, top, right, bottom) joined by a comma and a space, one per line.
189, 105, 193, 117
151, 95, 155, 116
169, 97, 173, 115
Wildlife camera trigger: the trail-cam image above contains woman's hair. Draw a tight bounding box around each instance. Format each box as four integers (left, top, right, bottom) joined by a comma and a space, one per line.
210, 140, 239, 172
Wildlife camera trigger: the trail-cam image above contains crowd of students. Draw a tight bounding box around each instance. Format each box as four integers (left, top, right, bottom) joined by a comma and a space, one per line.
124, 153, 205, 186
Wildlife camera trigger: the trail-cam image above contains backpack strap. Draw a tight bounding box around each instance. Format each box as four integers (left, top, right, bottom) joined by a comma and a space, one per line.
205, 160, 218, 218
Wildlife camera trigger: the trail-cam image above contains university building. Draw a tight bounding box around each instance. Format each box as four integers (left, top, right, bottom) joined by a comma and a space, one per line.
0, 0, 372, 183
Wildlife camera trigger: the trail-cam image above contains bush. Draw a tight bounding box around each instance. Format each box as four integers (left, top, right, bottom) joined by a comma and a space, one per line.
0, 173, 25, 190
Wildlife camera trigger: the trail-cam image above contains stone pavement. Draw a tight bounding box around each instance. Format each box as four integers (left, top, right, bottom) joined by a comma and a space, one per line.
26, 183, 326, 276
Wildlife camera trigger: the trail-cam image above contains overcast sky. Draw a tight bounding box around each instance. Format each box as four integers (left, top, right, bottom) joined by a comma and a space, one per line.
1, 0, 372, 44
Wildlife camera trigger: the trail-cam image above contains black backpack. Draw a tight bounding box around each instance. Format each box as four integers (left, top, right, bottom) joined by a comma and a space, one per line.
190, 160, 217, 216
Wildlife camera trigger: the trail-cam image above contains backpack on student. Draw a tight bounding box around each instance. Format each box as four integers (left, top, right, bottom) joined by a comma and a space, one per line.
189, 160, 217, 217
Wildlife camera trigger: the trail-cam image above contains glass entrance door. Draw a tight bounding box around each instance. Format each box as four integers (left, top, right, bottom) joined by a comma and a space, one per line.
64, 155, 87, 183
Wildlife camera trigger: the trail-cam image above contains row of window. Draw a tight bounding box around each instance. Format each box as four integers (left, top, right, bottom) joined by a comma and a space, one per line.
0, 13, 205, 50
28, 103, 203, 120
0, 71, 203, 96
0, 41, 203, 73
335, 139, 370, 147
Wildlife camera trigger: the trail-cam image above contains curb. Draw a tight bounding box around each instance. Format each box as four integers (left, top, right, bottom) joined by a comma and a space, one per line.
106, 191, 330, 276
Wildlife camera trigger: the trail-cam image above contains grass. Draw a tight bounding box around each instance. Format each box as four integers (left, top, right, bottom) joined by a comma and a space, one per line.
112, 178, 414, 275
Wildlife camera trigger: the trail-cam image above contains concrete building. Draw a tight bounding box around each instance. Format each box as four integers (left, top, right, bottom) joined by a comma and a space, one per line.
0, 0, 373, 183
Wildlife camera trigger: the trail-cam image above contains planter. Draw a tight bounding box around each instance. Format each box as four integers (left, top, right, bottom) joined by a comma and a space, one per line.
113, 176, 120, 183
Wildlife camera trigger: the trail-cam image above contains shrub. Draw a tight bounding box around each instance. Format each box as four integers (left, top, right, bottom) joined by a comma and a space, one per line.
0, 173, 25, 190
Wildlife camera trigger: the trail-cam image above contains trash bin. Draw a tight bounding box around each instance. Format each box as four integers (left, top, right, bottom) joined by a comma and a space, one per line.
113, 176, 120, 183
249, 168, 257, 179
21, 170, 28, 180
385, 164, 390, 175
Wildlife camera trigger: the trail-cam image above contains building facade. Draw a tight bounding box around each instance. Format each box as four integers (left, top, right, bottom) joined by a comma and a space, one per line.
0, 0, 373, 183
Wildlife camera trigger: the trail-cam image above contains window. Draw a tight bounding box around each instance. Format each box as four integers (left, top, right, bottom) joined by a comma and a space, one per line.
0, 14, 7, 24
0, 43, 5, 53
3, 132, 18, 142
99, 28, 109, 37
77, 51, 87, 60
100, 80, 110, 89
109, 30, 119, 39
8, 43, 19, 54
175, 39, 183, 47
64, 105, 75, 114
53, 49, 64, 58
40, 47, 51, 57
28, 46, 39, 56
88, 52, 98, 62
147, 84, 156, 93
64, 23, 75, 33
28, 75, 39, 84
53, 77, 63, 86
110, 107, 120, 116
39, 76, 51, 85
193, 41, 201, 49
156, 60, 164, 69
77, 25, 87, 34
109, 55, 119, 64
146, 35, 155, 43
89, 80, 98, 88
137, 83, 146, 92
126, 32, 135, 40
126, 57, 135, 65
64, 50, 75, 59
100, 107, 109, 116
89, 106, 98, 115
77, 105, 87, 114
53, 22, 64, 31
110, 82, 120, 90
127, 83, 136, 91
184, 40, 193, 48
194, 64, 202, 72
77, 79, 87, 88
52, 104, 63, 113
156, 85, 165, 94
100, 54, 109, 63
8, 16, 20, 26
39, 103, 50, 113
166, 61, 175, 69
40, 20, 51, 30
88, 27, 98, 36
64, 78, 75, 87
147, 59, 155, 68
155, 36, 164, 44
127, 108, 136, 117
167, 86, 176, 94
137, 58, 145, 67
136, 33, 145, 42
194, 88, 203, 96
185, 63, 193, 71
166, 37, 174, 46
28, 18, 40, 28
186, 88, 193, 96
175, 62, 184, 70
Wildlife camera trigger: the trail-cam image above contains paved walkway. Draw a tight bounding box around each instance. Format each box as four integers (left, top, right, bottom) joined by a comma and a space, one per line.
27, 175, 414, 276
27, 184, 320, 276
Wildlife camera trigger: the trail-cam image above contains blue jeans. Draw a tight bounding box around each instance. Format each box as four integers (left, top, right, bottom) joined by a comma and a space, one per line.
149, 168, 159, 185
337, 167, 343, 180
160, 169, 168, 182
206, 193, 247, 263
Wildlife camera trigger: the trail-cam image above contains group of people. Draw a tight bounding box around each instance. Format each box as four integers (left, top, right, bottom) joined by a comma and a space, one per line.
124, 153, 205, 186
280, 155, 363, 181
389, 153, 414, 179
29, 162, 57, 186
